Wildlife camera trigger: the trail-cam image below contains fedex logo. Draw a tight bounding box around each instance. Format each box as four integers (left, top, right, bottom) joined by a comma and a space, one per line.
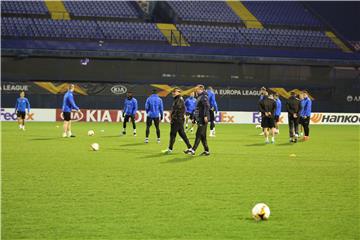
252, 112, 262, 123
1, 108, 17, 121
252, 112, 284, 124
215, 112, 235, 123
0, 108, 34, 121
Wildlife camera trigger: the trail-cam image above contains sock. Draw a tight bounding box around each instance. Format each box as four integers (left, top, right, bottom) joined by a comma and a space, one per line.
271, 136, 275, 142
213, 128, 216, 134
62, 132, 67, 138
186, 124, 188, 129
266, 137, 269, 142
67, 131, 72, 137
133, 129, 136, 133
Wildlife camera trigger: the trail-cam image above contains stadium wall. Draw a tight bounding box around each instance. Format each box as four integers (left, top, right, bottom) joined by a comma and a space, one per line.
1, 57, 359, 113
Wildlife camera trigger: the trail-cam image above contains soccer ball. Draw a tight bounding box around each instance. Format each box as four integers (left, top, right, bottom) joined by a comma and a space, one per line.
88, 130, 95, 136
252, 203, 270, 221
255, 124, 262, 129
91, 143, 99, 151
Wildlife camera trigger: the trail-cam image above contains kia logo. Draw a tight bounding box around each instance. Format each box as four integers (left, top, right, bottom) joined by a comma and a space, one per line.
111, 85, 127, 95
60, 111, 84, 122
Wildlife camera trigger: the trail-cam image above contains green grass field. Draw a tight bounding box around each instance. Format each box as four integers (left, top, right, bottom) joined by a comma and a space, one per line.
1, 122, 359, 239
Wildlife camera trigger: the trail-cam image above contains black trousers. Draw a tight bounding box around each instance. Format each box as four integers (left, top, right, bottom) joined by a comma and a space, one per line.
193, 123, 209, 152
146, 117, 160, 138
288, 115, 299, 137
123, 115, 136, 129
299, 117, 310, 136
168, 121, 192, 150
209, 110, 215, 130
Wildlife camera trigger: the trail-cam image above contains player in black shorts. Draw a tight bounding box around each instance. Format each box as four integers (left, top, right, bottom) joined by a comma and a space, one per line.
144, 90, 164, 143
184, 91, 197, 133
259, 92, 276, 144
15, 91, 30, 130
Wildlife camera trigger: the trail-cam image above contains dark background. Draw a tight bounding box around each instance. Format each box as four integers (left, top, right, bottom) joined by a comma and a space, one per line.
1, 56, 359, 112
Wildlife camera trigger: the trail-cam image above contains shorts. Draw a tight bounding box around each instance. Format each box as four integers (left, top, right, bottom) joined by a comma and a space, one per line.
146, 117, 160, 127
124, 114, 135, 122
261, 116, 275, 128
17, 111, 26, 119
209, 109, 215, 122
274, 115, 280, 122
185, 112, 194, 120
63, 112, 71, 121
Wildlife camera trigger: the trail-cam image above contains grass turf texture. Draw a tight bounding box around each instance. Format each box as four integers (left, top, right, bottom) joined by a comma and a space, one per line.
1, 122, 359, 240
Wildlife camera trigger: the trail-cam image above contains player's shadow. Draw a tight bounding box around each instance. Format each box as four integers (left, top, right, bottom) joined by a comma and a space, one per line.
244, 143, 267, 147
119, 142, 144, 147
143, 153, 168, 159
30, 137, 58, 141
277, 142, 294, 146
162, 156, 194, 164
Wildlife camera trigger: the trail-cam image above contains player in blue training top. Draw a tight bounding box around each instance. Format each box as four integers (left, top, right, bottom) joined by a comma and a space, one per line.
62, 84, 80, 138
145, 89, 164, 143
14, 91, 30, 130
299, 90, 312, 141
122, 91, 138, 136
274, 93, 282, 134
206, 86, 218, 137
184, 91, 197, 133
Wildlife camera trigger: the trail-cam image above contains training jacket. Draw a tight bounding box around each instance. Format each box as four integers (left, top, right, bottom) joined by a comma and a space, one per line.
62, 91, 79, 112
145, 94, 164, 118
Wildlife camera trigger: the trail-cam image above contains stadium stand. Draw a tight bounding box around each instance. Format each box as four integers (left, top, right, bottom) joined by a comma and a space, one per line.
242, 1, 323, 27
63, 1, 140, 19
167, 1, 242, 24
177, 25, 338, 49
98, 21, 165, 42
1, 0, 358, 61
1, 16, 164, 42
1, 0, 48, 15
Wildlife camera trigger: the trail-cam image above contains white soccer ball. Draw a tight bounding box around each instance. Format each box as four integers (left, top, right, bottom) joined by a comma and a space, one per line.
91, 143, 99, 151
252, 203, 270, 221
88, 130, 95, 136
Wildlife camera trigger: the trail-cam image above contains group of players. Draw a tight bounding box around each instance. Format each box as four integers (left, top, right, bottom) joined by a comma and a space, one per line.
258, 87, 312, 144
119, 84, 218, 155
14, 84, 312, 155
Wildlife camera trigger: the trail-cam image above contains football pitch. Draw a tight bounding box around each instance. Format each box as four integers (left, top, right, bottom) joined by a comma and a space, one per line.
1, 122, 359, 239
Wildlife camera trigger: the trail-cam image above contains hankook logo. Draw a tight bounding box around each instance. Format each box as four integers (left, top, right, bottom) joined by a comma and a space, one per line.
111, 85, 127, 95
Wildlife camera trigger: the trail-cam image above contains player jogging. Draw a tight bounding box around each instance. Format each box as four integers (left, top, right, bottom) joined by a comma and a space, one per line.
259, 92, 277, 144
299, 90, 312, 141
62, 84, 80, 138
145, 89, 164, 143
184, 91, 196, 133
274, 93, 282, 134
206, 86, 218, 137
286, 92, 301, 143
185, 85, 210, 156
122, 91, 138, 136
14, 91, 30, 131
162, 88, 192, 154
